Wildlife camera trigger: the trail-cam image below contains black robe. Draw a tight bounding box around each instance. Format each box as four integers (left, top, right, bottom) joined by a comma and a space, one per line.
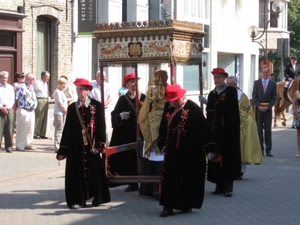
206, 86, 241, 183
157, 100, 219, 210
108, 93, 146, 178
57, 98, 110, 208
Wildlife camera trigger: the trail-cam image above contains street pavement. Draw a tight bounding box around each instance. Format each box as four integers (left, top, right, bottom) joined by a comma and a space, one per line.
0, 116, 299, 225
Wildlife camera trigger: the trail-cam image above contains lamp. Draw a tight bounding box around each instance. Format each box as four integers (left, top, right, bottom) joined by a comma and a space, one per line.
248, 0, 283, 67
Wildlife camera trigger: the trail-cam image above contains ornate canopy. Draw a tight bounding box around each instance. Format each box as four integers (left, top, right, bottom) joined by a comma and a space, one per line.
93, 20, 205, 67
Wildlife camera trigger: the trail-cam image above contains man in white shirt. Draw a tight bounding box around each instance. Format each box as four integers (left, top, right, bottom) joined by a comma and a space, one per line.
33, 71, 50, 139
89, 70, 112, 145
0, 71, 15, 153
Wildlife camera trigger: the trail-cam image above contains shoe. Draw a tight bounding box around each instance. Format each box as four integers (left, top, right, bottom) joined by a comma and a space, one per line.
16, 148, 25, 151
92, 200, 99, 207
180, 208, 192, 214
224, 192, 232, 197
211, 190, 223, 195
34, 135, 41, 139
160, 207, 173, 217
266, 152, 274, 157
40, 136, 48, 139
71, 204, 81, 209
295, 154, 300, 158
235, 176, 243, 180
25, 146, 37, 150
6, 148, 12, 153
124, 184, 139, 192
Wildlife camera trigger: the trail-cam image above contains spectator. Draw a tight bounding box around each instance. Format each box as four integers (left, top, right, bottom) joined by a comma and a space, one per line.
252, 65, 277, 157
15, 73, 37, 151
206, 68, 241, 197
118, 86, 128, 97
157, 84, 220, 217
13, 72, 25, 90
53, 77, 68, 153
33, 71, 50, 139
56, 78, 110, 209
0, 71, 15, 153
89, 70, 112, 145
12, 72, 25, 143
108, 73, 145, 192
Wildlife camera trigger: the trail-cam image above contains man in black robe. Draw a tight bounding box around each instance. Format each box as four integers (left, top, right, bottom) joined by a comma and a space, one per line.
108, 73, 146, 192
206, 68, 241, 197
56, 78, 110, 209
157, 84, 220, 217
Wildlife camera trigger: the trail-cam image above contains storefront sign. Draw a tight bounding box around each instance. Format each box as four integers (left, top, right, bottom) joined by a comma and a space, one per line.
78, 0, 96, 35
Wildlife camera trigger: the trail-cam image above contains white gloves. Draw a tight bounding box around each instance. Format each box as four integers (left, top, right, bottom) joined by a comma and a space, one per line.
206, 152, 216, 161
199, 95, 208, 105
120, 111, 131, 120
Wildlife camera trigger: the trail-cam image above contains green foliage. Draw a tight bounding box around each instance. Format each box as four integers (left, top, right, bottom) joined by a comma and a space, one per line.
266, 1, 300, 82
288, 0, 300, 57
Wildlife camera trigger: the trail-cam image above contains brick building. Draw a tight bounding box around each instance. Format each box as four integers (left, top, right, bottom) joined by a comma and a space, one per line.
0, 0, 73, 94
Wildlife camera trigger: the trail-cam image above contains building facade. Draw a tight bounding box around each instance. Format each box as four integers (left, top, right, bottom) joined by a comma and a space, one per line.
0, 0, 73, 92
73, 0, 289, 103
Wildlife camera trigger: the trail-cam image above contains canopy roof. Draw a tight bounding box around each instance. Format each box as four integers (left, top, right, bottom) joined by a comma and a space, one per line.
93, 20, 205, 67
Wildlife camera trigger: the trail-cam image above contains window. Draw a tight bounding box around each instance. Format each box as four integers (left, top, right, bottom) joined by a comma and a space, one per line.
182, 53, 208, 92
0, 32, 14, 47
259, 0, 288, 29
182, 0, 209, 20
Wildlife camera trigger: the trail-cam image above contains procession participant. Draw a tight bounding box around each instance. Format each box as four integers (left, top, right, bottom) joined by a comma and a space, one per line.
138, 70, 168, 198
157, 84, 221, 217
108, 73, 145, 192
56, 78, 110, 209
206, 68, 241, 197
226, 76, 263, 179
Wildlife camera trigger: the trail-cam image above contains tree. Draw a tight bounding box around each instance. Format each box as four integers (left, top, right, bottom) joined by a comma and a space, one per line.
268, 0, 300, 82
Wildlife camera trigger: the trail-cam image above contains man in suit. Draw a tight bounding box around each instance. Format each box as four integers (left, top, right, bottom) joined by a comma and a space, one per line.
252, 65, 277, 157
284, 55, 300, 100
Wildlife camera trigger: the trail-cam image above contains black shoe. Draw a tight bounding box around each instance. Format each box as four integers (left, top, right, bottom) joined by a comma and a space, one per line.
180, 208, 192, 214
266, 151, 274, 157
224, 192, 232, 197
160, 207, 173, 217
40, 136, 48, 139
92, 200, 99, 207
124, 184, 139, 192
34, 135, 41, 139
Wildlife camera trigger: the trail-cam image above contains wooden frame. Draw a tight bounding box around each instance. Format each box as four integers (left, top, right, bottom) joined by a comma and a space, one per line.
93, 19, 205, 183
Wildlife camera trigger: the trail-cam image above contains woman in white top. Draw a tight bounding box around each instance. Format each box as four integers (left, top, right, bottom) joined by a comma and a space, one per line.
54, 77, 68, 152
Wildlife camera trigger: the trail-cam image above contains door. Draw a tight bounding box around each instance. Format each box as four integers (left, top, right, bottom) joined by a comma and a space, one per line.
0, 53, 15, 84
